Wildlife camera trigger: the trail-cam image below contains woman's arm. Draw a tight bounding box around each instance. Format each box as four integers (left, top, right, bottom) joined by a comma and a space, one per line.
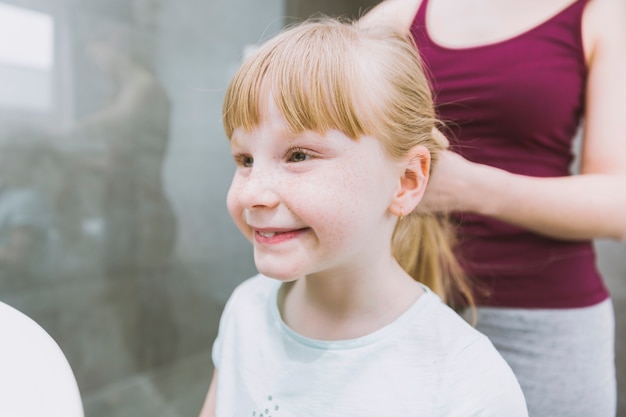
421, 153, 626, 241
198, 370, 218, 417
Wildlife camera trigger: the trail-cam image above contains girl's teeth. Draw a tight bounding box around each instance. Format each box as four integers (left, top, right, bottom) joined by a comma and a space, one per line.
259, 231, 277, 238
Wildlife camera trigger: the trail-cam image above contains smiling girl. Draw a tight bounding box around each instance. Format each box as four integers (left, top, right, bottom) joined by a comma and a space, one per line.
199, 18, 528, 416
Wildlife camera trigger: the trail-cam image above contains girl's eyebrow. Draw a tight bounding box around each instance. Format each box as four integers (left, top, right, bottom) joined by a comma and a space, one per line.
229, 135, 242, 147
287, 130, 326, 143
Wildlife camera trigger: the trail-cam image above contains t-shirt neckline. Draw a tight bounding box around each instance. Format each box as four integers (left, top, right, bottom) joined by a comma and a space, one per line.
268, 278, 435, 350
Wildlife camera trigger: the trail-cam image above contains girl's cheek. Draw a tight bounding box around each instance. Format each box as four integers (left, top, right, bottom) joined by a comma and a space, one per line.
226, 180, 256, 242
226, 184, 244, 223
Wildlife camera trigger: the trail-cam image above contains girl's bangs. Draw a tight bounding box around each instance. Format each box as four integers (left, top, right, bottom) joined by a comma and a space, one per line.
223, 22, 369, 139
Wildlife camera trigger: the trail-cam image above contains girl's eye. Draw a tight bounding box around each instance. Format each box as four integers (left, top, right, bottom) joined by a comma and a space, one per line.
234, 154, 253, 167
242, 155, 253, 167
287, 148, 311, 163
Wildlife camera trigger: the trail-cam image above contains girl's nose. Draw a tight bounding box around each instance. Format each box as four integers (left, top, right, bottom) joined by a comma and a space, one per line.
236, 169, 280, 210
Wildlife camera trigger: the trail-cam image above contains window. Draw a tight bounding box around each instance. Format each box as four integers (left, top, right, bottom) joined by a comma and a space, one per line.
0, 2, 54, 112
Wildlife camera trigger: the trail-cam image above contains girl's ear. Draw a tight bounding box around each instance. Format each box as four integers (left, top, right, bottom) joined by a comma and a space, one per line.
389, 145, 430, 217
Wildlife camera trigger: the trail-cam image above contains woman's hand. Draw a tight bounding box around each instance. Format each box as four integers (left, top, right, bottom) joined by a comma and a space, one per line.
418, 150, 481, 214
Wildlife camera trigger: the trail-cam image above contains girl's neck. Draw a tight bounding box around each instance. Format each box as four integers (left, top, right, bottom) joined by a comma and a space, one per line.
278, 258, 425, 341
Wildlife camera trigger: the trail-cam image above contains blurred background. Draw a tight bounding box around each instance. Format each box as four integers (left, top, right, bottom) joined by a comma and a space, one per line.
0, 0, 622, 416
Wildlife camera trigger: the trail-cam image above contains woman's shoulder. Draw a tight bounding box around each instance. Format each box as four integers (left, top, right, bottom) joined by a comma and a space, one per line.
358, 0, 423, 34
582, 0, 626, 60
583, 0, 625, 25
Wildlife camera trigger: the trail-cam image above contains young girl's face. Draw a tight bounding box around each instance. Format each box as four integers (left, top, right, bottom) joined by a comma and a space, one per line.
226, 96, 403, 281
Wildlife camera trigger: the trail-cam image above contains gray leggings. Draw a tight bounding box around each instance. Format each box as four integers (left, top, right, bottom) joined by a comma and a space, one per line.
469, 299, 616, 417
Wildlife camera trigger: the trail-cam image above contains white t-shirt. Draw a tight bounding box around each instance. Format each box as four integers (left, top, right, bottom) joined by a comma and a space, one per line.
212, 274, 528, 416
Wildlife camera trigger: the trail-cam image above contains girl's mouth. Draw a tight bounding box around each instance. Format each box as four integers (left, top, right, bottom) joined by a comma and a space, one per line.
254, 228, 308, 244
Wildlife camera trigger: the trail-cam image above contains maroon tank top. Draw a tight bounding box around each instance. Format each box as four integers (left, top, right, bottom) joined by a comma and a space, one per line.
411, 0, 609, 308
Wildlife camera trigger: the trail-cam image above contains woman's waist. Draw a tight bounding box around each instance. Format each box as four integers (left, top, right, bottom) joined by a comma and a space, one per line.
453, 223, 608, 308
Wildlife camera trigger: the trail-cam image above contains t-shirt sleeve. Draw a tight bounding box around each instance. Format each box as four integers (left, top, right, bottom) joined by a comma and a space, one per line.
211, 326, 222, 371
211, 303, 228, 371
435, 336, 529, 417
211, 282, 244, 371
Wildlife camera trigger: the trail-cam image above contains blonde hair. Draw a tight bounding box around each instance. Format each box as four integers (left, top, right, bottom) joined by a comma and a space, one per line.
222, 17, 474, 309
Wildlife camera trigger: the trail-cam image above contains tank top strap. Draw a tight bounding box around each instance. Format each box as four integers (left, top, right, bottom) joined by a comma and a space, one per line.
411, 0, 588, 50
410, 0, 430, 40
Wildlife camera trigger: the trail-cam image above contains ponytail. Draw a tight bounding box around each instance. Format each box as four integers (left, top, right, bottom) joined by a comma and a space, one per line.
392, 202, 476, 318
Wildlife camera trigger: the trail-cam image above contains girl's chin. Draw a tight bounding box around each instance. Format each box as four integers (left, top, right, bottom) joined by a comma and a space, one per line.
257, 269, 302, 282
254, 262, 304, 282
253, 253, 308, 282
